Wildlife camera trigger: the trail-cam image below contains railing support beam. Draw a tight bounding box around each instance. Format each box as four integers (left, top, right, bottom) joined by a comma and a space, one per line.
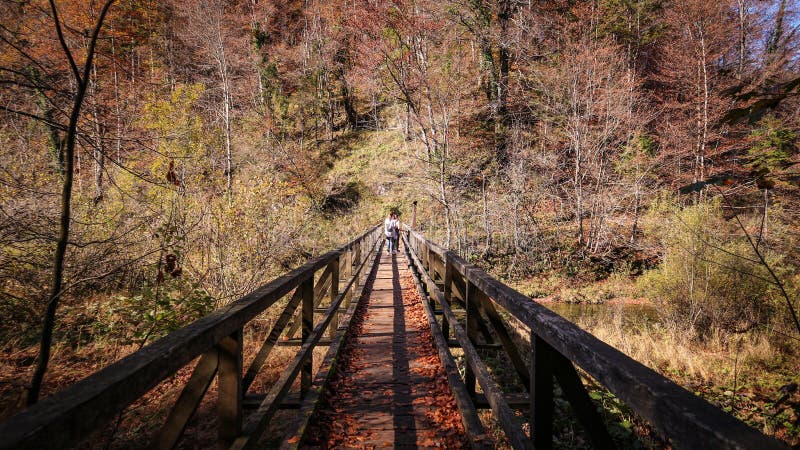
530, 333, 554, 450
442, 257, 453, 341
301, 277, 314, 398
218, 329, 243, 447
156, 351, 219, 450
329, 257, 340, 339
465, 279, 479, 397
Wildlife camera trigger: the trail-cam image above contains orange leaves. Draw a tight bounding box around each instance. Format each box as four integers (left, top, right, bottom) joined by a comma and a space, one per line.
166, 160, 180, 186
163, 254, 183, 279
304, 255, 468, 448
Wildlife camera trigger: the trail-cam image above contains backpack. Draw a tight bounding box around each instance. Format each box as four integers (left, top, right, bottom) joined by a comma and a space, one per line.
384, 219, 395, 236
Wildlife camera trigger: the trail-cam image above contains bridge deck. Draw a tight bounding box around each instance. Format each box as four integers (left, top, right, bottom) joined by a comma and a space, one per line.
303, 247, 469, 448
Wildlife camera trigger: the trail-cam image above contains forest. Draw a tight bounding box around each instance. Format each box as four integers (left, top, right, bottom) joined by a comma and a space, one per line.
1, 0, 800, 447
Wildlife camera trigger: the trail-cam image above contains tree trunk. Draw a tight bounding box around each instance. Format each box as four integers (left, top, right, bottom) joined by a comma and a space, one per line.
339, 69, 358, 130
110, 27, 123, 163
30, 67, 64, 173
760, 188, 769, 248
699, 27, 709, 199
631, 169, 641, 245
575, 145, 584, 248
482, 174, 492, 254
29, 0, 115, 405
495, 0, 511, 166
91, 65, 105, 204
766, 0, 787, 55
736, 0, 748, 79
216, 31, 233, 197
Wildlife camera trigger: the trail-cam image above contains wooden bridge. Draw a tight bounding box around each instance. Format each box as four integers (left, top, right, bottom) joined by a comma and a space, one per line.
0, 225, 788, 449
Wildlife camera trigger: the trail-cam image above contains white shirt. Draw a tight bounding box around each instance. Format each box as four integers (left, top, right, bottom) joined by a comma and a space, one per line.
384, 218, 399, 237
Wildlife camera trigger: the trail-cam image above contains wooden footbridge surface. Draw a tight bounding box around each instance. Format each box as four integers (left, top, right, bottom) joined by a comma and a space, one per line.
0, 225, 789, 449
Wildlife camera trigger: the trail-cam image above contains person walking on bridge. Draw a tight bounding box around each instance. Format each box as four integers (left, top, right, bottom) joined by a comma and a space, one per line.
384, 212, 399, 254
391, 213, 401, 254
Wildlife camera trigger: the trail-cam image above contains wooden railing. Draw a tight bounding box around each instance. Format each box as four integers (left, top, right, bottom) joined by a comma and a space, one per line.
0, 225, 383, 450
402, 228, 787, 450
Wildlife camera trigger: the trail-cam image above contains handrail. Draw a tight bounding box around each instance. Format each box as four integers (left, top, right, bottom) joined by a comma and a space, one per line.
403, 227, 786, 450
0, 224, 382, 450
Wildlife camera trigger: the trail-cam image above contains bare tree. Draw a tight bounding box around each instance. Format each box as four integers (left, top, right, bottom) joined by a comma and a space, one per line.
28, 0, 116, 405
176, 0, 245, 197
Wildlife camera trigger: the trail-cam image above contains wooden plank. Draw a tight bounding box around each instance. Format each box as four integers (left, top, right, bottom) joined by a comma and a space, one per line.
531, 333, 554, 450
341, 244, 350, 280
353, 242, 362, 274
154, 352, 218, 450
218, 330, 243, 447
551, 351, 616, 450
276, 339, 331, 346
402, 235, 492, 450
406, 229, 786, 450
406, 239, 531, 450
243, 393, 301, 410
446, 341, 504, 350
473, 393, 530, 410
0, 225, 380, 450
314, 266, 333, 302
229, 237, 380, 450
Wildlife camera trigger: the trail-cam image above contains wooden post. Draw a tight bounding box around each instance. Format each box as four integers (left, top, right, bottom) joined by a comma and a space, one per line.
530, 333, 554, 450
301, 277, 314, 398
340, 247, 348, 280
465, 279, 478, 397
442, 256, 453, 341
412, 200, 417, 229
217, 329, 242, 448
344, 245, 353, 307
329, 257, 340, 338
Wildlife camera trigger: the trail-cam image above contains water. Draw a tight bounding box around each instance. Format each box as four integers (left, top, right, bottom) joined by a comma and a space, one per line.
543, 302, 661, 329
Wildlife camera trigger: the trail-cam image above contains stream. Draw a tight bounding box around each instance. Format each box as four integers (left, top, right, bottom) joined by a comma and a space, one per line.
543, 302, 661, 329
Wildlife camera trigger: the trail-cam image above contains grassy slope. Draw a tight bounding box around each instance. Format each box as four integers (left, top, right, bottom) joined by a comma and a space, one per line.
310, 128, 426, 247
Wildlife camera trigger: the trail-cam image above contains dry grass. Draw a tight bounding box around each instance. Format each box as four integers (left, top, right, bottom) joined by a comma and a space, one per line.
565, 306, 800, 445
585, 316, 778, 383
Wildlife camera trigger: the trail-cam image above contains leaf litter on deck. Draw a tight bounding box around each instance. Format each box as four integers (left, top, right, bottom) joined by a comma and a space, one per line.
303, 253, 468, 449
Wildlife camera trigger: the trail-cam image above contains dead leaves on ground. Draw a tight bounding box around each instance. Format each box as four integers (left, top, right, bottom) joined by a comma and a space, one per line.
303, 262, 468, 449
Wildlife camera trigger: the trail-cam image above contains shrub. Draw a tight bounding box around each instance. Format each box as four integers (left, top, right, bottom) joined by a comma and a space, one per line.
639, 200, 775, 337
